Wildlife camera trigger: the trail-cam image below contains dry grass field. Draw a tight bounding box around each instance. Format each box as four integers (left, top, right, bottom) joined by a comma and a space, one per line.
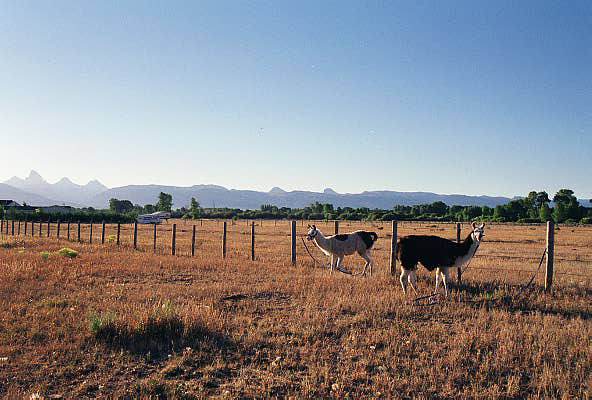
0, 219, 591, 398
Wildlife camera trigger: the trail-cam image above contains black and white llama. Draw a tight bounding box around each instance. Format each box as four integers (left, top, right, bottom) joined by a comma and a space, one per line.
306, 224, 378, 276
396, 222, 485, 296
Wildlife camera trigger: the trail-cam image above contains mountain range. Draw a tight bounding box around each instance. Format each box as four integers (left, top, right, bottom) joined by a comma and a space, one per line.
2, 171, 107, 206
1, 171, 589, 210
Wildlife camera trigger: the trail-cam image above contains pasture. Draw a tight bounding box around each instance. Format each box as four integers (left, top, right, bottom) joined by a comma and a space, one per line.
0, 220, 591, 398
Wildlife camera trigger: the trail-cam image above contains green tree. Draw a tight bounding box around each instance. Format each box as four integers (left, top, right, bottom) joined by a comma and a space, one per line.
429, 201, 448, 216
109, 198, 134, 214
524, 191, 539, 219
462, 206, 482, 221
494, 205, 507, 221
539, 203, 552, 221
143, 204, 156, 214
156, 192, 173, 212
553, 189, 580, 221
481, 206, 493, 217
189, 197, 201, 219
536, 191, 550, 206
552, 202, 569, 223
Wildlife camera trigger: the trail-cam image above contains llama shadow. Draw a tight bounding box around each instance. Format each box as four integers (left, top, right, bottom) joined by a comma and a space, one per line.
456, 280, 592, 321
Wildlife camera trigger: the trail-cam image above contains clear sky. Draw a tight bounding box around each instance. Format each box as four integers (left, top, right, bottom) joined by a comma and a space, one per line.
1, 1, 590, 198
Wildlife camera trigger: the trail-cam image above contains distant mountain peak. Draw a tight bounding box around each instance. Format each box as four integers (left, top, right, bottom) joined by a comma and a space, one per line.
26, 170, 45, 184
56, 177, 74, 185
85, 179, 108, 190
5, 176, 23, 186
269, 187, 286, 194
323, 188, 338, 195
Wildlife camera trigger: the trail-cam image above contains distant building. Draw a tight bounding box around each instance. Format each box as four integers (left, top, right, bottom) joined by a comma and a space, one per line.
137, 211, 171, 224
0, 200, 21, 208
0, 201, 73, 214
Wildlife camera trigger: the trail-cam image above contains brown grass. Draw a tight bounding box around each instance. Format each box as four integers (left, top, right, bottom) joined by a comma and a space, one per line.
0, 220, 591, 398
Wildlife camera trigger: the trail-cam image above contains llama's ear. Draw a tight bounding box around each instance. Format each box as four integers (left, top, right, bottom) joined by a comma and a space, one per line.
307, 224, 311, 229
312, 224, 316, 230
479, 223, 485, 229
472, 222, 477, 229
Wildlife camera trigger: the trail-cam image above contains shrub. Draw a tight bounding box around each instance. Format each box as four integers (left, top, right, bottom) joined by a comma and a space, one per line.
88, 312, 117, 339
57, 248, 78, 258
40, 251, 51, 260
580, 217, 592, 224
517, 218, 541, 223
107, 234, 117, 243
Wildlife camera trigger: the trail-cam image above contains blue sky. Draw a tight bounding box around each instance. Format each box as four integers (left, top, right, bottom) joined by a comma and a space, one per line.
1, 1, 590, 198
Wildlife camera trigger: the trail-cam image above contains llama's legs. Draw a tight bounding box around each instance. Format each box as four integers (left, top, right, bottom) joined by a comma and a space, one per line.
400, 268, 410, 295
330, 254, 334, 272
336, 255, 343, 271
441, 268, 450, 297
359, 252, 372, 277
434, 268, 441, 294
408, 270, 419, 295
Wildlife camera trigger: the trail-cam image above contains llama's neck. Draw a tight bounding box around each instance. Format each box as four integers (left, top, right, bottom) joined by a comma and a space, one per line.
455, 233, 479, 267
312, 231, 331, 252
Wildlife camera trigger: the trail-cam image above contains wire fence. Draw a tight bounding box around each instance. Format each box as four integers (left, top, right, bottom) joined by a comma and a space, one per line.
1, 218, 591, 285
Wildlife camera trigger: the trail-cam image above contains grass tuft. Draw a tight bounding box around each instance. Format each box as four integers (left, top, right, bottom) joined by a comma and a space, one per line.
88, 303, 226, 357
57, 247, 78, 258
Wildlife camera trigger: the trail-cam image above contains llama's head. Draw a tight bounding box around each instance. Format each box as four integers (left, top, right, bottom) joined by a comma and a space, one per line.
306, 224, 318, 240
471, 222, 485, 243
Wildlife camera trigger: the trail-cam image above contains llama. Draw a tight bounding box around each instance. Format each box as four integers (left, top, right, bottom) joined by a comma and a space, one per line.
306, 224, 378, 276
396, 222, 485, 297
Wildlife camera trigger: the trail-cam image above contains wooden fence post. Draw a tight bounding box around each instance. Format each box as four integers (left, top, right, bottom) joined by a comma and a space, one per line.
67, 221, 70, 240
251, 222, 255, 261
334, 220, 339, 235
390, 220, 397, 275
39, 221, 42, 237
222, 221, 227, 258
153, 223, 157, 252
57, 221, 60, 238
172, 223, 176, 255
133, 222, 138, 249
17, 220, 20, 235
31, 220, 35, 237
101, 221, 105, 244
291, 220, 296, 265
117, 223, 120, 246
77, 221, 81, 242
24, 219, 27, 235
456, 223, 462, 285
191, 225, 196, 256
545, 221, 554, 292
47, 219, 50, 237
89, 222, 93, 244
11, 220, 14, 236
0, 219, 3, 237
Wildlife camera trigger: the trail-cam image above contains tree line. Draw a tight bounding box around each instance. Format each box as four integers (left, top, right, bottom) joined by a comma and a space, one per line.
1, 189, 591, 224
